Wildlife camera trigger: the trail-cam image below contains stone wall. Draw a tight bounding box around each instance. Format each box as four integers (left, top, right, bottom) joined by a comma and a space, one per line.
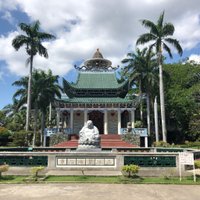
0, 151, 194, 177
73, 111, 84, 134
108, 111, 118, 134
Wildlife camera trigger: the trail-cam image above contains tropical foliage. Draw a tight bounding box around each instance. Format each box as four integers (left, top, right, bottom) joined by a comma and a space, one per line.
121, 164, 140, 177
164, 63, 200, 142
136, 11, 183, 142
12, 69, 61, 146
0, 164, 9, 178
0, 127, 11, 146
12, 20, 55, 131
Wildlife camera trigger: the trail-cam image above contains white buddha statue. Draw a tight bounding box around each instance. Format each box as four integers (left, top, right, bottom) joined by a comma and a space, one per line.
78, 120, 100, 149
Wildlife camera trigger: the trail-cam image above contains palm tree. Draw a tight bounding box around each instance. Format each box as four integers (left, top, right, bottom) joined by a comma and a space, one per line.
12, 20, 55, 131
121, 48, 147, 122
35, 70, 61, 146
136, 11, 183, 142
122, 48, 158, 135
13, 69, 61, 146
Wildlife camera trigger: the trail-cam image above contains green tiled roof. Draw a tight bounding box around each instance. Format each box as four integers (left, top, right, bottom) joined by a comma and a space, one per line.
71, 71, 127, 89
60, 97, 133, 104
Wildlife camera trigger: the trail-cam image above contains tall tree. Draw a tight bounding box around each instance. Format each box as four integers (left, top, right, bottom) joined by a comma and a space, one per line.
122, 48, 158, 135
136, 11, 183, 142
12, 20, 55, 131
12, 69, 61, 146
35, 70, 61, 145
121, 48, 147, 122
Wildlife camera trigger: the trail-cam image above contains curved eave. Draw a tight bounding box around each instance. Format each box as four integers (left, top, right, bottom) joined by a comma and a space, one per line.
57, 97, 133, 104
63, 78, 129, 98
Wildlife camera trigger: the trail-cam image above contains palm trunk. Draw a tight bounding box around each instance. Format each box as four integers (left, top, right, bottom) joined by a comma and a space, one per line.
49, 102, 52, 126
154, 96, 159, 142
139, 79, 143, 121
158, 50, 167, 142
41, 111, 45, 146
146, 91, 150, 137
32, 102, 38, 147
25, 55, 33, 131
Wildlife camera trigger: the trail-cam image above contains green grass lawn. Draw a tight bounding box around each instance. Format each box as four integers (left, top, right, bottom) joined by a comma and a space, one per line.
1, 175, 200, 184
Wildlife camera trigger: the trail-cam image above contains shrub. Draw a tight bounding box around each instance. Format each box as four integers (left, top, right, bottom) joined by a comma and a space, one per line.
121, 164, 140, 178
10, 130, 33, 147
0, 127, 11, 146
134, 121, 143, 128
50, 132, 68, 146
194, 160, 200, 169
31, 166, 45, 178
122, 133, 140, 146
153, 141, 171, 147
0, 164, 9, 178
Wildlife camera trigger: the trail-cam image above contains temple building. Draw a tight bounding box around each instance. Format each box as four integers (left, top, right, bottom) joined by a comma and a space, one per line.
54, 49, 137, 135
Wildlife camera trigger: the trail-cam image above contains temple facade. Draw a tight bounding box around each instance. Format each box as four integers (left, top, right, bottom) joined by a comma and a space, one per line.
54, 49, 136, 135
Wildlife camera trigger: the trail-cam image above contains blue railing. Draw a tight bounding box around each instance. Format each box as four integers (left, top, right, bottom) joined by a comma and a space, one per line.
120, 128, 148, 136
44, 128, 72, 136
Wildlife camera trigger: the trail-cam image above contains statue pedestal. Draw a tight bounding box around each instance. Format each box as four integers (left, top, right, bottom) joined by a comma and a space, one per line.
76, 147, 102, 152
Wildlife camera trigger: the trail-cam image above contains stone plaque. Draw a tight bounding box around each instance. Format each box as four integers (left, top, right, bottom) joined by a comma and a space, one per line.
105, 158, 114, 166
68, 159, 76, 165
77, 159, 86, 165
95, 159, 105, 166
86, 158, 95, 165
57, 158, 67, 165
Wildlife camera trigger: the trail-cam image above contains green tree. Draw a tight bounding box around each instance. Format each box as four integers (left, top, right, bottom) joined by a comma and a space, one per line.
121, 48, 158, 135
13, 69, 61, 146
122, 48, 147, 121
136, 11, 183, 142
33, 69, 61, 145
164, 63, 200, 143
12, 20, 55, 131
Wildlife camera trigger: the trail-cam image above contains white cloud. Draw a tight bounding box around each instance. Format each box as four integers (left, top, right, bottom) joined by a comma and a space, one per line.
188, 54, 200, 64
1, 11, 15, 24
1, 0, 200, 77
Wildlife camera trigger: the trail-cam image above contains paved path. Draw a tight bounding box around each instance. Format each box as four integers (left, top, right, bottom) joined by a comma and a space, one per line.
0, 184, 199, 200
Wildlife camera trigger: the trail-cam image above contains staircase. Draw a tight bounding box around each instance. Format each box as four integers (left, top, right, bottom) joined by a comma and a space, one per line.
54, 134, 136, 148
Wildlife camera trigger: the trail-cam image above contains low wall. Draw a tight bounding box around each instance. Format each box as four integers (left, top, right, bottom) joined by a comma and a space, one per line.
0, 151, 185, 176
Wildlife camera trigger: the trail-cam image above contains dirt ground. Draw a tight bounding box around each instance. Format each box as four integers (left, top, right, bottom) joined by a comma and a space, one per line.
0, 184, 200, 200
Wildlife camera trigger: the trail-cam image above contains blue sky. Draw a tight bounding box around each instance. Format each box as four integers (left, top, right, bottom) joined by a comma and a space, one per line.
1, 0, 200, 109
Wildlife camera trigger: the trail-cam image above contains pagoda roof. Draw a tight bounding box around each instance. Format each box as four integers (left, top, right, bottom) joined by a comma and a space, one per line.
63, 71, 129, 98
58, 97, 132, 104
69, 71, 127, 89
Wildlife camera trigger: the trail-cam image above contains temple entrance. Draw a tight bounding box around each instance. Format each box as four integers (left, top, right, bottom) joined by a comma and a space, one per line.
121, 110, 130, 128
88, 111, 104, 134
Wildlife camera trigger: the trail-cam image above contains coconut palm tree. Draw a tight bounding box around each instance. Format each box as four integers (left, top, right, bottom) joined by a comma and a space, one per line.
136, 11, 183, 142
122, 48, 158, 135
13, 69, 61, 146
12, 20, 55, 131
121, 48, 147, 122
35, 70, 62, 145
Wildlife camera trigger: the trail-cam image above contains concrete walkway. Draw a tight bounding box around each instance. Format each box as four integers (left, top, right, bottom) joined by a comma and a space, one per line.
0, 184, 199, 200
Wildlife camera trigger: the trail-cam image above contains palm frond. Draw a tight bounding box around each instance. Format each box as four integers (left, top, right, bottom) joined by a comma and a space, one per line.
136, 33, 157, 45
157, 11, 165, 27
163, 23, 174, 36
163, 43, 172, 58
38, 44, 48, 58
141, 19, 158, 35
165, 38, 183, 56
12, 35, 28, 50
38, 32, 56, 40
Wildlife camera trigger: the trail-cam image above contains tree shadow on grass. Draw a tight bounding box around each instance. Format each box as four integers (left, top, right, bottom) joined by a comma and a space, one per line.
120, 175, 143, 184
0, 175, 15, 180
